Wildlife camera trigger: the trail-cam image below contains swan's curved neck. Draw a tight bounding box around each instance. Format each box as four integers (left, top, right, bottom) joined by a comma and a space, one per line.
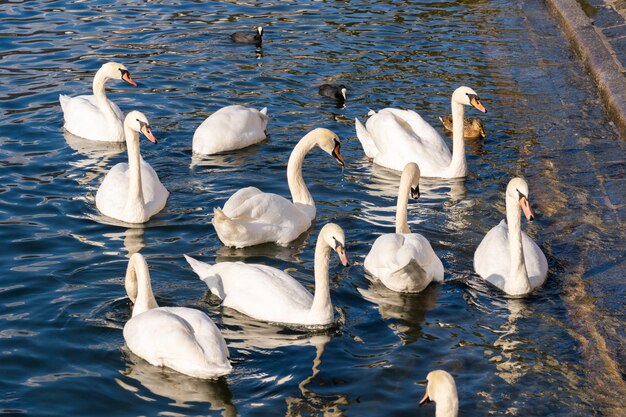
308, 235, 333, 324
395, 173, 412, 234
124, 125, 146, 218
125, 255, 158, 317
448, 99, 467, 178
287, 132, 317, 217
92, 69, 118, 123
436, 399, 459, 417
506, 195, 531, 294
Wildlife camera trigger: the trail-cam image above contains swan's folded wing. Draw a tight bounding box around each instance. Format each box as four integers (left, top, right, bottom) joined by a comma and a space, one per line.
224, 190, 306, 226
209, 262, 314, 323
138, 157, 169, 214
164, 307, 230, 366
521, 231, 548, 288
384, 108, 444, 147
95, 163, 130, 214
355, 117, 379, 158
473, 221, 510, 288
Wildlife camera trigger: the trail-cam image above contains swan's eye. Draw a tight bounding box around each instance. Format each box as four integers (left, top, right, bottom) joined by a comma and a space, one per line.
516, 189, 527, 201
333, 237, 343, 250
136, 119, 150, 130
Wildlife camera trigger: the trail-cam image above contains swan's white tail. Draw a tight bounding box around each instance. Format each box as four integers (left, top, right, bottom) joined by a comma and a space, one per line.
183, 254, 225, 300
259, 107, 269, 124
354, 117, 379, 158
59, 94, 70, 113
388, 258, 431, 293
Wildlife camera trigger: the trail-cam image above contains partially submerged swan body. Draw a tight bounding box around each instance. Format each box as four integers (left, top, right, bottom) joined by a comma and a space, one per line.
123, 253, 232, 379
95, 111, 169, 224
364, 163, 444, 292
438, 114, 486, 139
60, 62, 137, 142
474, 177, 548, 296
212, 128, 344, 248
185, 223, 350, 328
419, 370, 458, 417
355, 86, 487, 178
192, 105, 269, 155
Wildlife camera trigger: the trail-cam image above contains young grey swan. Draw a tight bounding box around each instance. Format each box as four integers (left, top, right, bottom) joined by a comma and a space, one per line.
230, 26, 263, 46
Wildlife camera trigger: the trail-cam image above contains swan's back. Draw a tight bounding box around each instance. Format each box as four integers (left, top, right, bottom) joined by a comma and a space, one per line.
362, 109, 452, 174
192, 105, 268, 154
364, 232, 443, 292
189, 260, 315, 325
60, 94, 124, 141
123, 306, 231, 379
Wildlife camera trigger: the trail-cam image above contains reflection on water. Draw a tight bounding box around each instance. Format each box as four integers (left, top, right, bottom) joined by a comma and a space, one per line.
215, 227, 311, 264
102, 227, 146, 257
117, 350, 237, 416
358, 281, 440, 345
64, 130, 125, 186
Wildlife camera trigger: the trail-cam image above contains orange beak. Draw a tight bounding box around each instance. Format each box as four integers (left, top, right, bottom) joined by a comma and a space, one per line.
141, 125, 157, 144
419, 386, 432, 406
122, 72, 137, 87
470, 96, 487, 113
519, 196, 534, 221
337, 245, 350, 267
332, 144, 345, 166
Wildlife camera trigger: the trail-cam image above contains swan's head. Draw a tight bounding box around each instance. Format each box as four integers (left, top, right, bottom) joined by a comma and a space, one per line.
320, 223, 349, 267
125, 111, 158, 144
100, 62, 137, 87
338, 85, 347, 101
125, 253, 148, 304
312, 128, 345, 166
507, 177, 534, 221
452, 86, 487, 113
419, 370, 458, 416
401, 162, 421, 199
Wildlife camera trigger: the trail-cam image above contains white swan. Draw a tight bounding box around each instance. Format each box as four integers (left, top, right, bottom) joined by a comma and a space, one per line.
184, 223, 349, 328
95, 111, 169, 224
212, 128, 344, 248
364, 163, 444, 292
354, 86, 487, 178
122, 253, 232, 379
419, 370, 458, 417
192, 105, 269, 155
60, 62, 137, 142
473, 177, 548, 296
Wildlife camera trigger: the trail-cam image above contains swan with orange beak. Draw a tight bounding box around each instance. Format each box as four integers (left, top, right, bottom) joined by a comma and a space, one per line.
474, 177, 548, 296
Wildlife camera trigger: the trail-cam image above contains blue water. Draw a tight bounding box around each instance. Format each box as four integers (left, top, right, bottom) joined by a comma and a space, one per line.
1, 0, 624, 416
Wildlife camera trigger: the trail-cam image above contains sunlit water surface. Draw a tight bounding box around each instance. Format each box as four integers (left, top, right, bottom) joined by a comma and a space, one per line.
1, 1, 624, 416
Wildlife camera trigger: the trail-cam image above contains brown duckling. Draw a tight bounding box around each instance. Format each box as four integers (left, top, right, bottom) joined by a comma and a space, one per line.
439, 114, 486, 139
